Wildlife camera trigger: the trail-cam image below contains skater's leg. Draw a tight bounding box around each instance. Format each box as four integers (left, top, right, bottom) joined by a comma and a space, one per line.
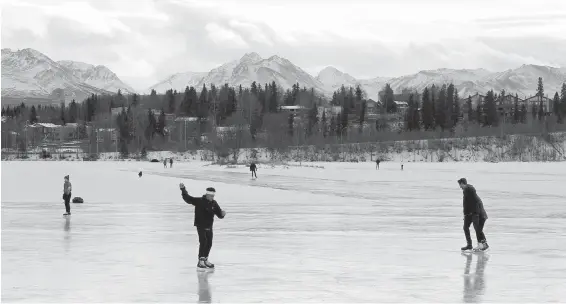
476, 217, 487, 242
64, 194, 71, 214
205, 229, 213, 257
463, 215, 473, 246
197, 228, 209, 258
471, 215, 485, 243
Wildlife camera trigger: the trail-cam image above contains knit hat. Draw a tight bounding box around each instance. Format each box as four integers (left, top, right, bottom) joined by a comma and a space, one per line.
206, 187, 216, 195
64, 175, 69, 180
457, 178, 467, 185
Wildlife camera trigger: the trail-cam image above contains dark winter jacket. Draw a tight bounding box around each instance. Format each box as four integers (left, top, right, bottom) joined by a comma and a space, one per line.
462, 184, 488, 219
250, 163, 257, 171
181, 188, 225, 228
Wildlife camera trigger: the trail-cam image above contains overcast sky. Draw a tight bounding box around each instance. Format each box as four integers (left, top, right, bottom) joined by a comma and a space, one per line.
2, 0, 566, 91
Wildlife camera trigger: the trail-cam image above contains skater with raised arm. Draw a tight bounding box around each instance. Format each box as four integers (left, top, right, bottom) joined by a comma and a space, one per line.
62, 175, 72, 216
250, 162, 257, 178
180, 184, 226, 270
458, 178, 489, 252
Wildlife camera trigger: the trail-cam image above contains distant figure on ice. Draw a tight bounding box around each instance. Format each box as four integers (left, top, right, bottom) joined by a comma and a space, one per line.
375, 159, 381, 170
250, 162, 257, 178
163, 159, 167, 168
62, 175, 72, 216
458, 178, 489, 252
401, 160, 404, 171
138, 171, 143, 178
170, 158, 173, 168
180, 184, 226, 270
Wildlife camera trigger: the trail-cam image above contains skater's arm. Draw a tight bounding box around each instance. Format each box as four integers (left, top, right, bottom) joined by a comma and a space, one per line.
180, 186, 197, 205
213, 201, 226, 219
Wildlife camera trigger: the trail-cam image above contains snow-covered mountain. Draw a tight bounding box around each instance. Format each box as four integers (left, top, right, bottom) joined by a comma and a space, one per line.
58, 60, 135, 94
149, 53, 566, 100
147, 72, 208, 94
150, 53, 327, 95
1, 48, 135, 104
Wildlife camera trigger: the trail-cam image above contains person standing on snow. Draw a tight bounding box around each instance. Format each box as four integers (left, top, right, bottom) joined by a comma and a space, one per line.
375, 159, 381, 170
180, 184, 226, 269
250, 162, 257, 178
163, 159, 167, 168
458, 178, 489, 252
170, 158, 173, 168
63, 175, 72, 216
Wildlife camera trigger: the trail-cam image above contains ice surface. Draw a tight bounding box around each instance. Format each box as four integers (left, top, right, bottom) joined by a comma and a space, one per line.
2, 161, 566, 303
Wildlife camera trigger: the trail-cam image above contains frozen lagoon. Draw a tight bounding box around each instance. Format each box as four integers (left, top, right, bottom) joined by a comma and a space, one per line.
2, 161, 566, 303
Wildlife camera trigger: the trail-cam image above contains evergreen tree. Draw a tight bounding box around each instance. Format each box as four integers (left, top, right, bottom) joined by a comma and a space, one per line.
435, 85, 447, 130
445, 84, 455, 130
484, 90, 498, 126
321, 110, 328, 137
166, 89, 176, 113
513, 94, 520, 124
60, 102, 66, 125
453, 88, 460, 126
421, 87, 434, 130
29, 105, 38, 124
145, 109, 157, 140
307, 102, 319, 137
520, 104, 527, 123
340, 105, 349, 136
537, 77, 544, 98
554, 92, 562, 123
198, 84, 209, 118
383, 84, 396, 113
476, 102, 482, 125
359, 100, 367, 133
269, 81, 278, 112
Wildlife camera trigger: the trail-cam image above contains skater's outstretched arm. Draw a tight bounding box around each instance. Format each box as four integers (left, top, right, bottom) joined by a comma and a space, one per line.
179, 183, 198, 205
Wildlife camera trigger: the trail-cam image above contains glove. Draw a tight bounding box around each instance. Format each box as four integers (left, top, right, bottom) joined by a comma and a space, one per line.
179, 183, 185, 189
221, 210, 226, 217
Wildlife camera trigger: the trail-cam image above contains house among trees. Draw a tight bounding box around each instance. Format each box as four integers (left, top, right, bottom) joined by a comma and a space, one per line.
523, 95, 553, 113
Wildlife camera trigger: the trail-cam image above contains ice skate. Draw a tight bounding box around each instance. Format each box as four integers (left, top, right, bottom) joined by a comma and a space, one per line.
479, 241, 489, 252
473, 242, 485, 252
461, 244, 473, 251
203, 258, 215, 269
197, 258, 208, 270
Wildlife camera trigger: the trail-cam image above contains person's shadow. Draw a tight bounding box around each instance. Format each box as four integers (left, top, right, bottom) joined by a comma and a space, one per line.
197, 270, 213, 303
462, 252, 489, 303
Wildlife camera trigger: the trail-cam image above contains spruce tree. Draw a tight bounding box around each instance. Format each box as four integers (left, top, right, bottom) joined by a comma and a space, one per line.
422, 87, 434, 130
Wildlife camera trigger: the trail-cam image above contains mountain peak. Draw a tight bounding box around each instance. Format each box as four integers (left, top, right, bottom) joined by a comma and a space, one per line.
240, 52, 262, 62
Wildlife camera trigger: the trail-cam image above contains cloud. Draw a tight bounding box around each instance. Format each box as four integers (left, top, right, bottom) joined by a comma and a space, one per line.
2, 0, 566, 92
205, 23, 249, 48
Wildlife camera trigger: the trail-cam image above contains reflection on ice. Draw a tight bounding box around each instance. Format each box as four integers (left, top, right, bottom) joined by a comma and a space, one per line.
462, 252, 489, 303
197, 270, 213, 303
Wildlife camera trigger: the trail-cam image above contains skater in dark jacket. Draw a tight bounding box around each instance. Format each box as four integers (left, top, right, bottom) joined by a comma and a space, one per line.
458, 178, 489, 251
375, 159, 381, 170
180, 184, 226, 269
62, 175, 72, 216
250, 162, 257, 178
170, 158, 173, 168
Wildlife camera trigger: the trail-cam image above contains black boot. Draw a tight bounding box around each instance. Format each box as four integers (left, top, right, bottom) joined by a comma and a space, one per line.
461, 244, 473, 251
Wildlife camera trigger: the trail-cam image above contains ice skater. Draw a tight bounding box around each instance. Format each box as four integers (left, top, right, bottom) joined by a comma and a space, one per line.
375, 159, 381, 170
458, 178, 489, 252
401, 159, 404, 171
62, 175, 72, 216
163, 159, 167, 168
170, 158, 173, 168
250, 162, 257, 178
180, 184, 226, 270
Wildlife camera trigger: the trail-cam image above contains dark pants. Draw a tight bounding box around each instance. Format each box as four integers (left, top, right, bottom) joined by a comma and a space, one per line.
63, 193, 71, 213
464, 214, 486, 245
251, 170, 257, 178
197, 227, 213, 258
